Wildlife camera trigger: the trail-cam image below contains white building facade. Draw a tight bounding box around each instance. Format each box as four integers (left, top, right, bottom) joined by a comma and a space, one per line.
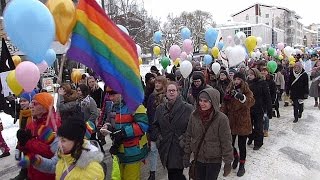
217, 22, 284, 46
232, 3, 303, 46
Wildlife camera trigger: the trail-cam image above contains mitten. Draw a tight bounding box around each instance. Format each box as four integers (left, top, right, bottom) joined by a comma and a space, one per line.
38, 125, 55, 144
17, 129, 32, 146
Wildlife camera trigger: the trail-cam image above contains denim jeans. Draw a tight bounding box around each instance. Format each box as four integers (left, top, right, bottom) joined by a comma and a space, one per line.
263, 113, 269, 131
149, 141, 158, 171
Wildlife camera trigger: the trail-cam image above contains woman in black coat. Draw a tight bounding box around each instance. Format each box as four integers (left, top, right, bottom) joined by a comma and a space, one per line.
288, 62, 309, 123
152, 82, 194, 180
247, 68, 272, 150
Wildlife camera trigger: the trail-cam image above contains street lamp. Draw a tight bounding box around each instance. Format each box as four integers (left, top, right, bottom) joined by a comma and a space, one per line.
271, 6, 277, 46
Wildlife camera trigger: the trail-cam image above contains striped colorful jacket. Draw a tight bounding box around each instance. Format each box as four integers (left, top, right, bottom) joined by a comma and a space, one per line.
110, 103, 149, 164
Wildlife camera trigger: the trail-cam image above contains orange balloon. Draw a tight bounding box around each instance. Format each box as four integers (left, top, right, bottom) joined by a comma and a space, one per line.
71, 70, 82, 83
12, 55, 21, 67
47, 0, 76, 45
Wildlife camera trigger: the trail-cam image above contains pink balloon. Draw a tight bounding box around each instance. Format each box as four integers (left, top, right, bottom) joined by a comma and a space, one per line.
182, 39, 193, 54
15, 61, 40, 92
227, 35, 233, 45
277, 43, 284, 51
169, 45, 181, 60
37, 60, 48, 73
180, 52, 188, 61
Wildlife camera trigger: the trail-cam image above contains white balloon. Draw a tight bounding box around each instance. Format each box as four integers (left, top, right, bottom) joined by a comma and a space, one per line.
257, 37, 262, 47
180, 61, 193, 78
186, 54, 193, 61
284, 46, 293, 57
236, 31, 246, 44
251, 52, 256, 59
211, 62, 221, 75
261, 44, 267, 52
255, 50, 262, 59
136, 44, 142, 57
98, 81, 105, 90
228, 45, 246, 67
117, 24, 129, 35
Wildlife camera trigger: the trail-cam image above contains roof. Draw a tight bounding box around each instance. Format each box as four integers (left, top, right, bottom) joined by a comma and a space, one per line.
303, 28, 317, 34
231, 3, 300, 18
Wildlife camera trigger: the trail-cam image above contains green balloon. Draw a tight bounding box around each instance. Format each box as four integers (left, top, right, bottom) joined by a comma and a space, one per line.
267, 60, 278, 73
161, 56, 170, 69
268, 48, 275, 57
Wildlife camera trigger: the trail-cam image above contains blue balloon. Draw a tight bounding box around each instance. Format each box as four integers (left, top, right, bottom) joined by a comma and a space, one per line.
181, 27, 191, 40
45, 49, 56, 66
203, 54, 213, 65
218, 42, 224, 50
3, 0, 55, 64
205, 28, 218, 48
153, 31, 162, 44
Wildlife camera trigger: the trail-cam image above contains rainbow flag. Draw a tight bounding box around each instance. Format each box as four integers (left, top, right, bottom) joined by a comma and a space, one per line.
67, 0, 144, 111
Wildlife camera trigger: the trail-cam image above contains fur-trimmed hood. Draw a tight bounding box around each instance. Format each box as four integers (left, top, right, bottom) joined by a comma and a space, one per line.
75, 141, 104, 169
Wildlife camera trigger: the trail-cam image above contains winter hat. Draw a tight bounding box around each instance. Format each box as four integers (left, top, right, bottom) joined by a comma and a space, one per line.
228, 68, 237, 75
233, 72, 246, 81
145, 73, 155, 83
219, 70, 229, 77
166, 73, 176, 82
192, 71, 205, 81
33, 92, 53, 111
175, 69, 182, 77
198, 91, 211, 102
58, 118, 86, 141
150, 66, 159, 73
20, 90, 37, 102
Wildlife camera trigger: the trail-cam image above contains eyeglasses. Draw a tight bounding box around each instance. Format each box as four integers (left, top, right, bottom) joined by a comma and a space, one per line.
167, 89, 177, 93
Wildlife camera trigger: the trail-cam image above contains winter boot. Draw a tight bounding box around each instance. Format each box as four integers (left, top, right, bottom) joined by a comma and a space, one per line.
148, 171, 155, 180
293, 118, 298, 123
0, 151, 10, 158
264, 130, 269, 137
237, 162, 246, 177
232, 153, 239, 169
314, 102, 318, 107
247, 139, 253, 145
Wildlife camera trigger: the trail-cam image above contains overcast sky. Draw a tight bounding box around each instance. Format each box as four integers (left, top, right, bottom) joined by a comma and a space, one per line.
143, 0, 319, 26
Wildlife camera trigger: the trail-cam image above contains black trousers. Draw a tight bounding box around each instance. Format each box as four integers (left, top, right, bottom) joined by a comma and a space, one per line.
167, 168, 186, 180
293, 99, 303, 120
232, 135, 247, 161
195, 161, 221, 180
249, 112, 264, 147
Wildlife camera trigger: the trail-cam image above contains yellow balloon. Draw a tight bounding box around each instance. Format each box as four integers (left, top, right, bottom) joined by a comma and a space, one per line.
202, 45, 208, 53
211, 47, 219, 59
139, 57, 143, 65
153, 46, 160, 56
289, 56, 295, 62
6, 70, 23, 95
173, 58, 180, 67
12, 55, 21, 67
289, 60, 295, 66
278, 55, 283, 60
71, 70, 82, 83
47, 0, 76, 45
245, 36, 257, 53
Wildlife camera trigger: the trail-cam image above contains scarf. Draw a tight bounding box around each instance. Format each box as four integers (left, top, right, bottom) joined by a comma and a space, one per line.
19, 109, 32, 129
293, 70, 301, 78
153, 89, 165, 108
199, 107, 213, 124
191, 84, 206, 98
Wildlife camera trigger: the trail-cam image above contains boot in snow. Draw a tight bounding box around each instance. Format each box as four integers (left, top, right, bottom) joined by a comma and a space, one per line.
237, 162, 246, 177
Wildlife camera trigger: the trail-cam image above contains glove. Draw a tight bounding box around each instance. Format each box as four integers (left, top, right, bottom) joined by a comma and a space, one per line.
17, 129, 32, 146
234, 91, 245, 102
223, 163, 232, 177
109, 144, 119, 155
110, 129, 126, 143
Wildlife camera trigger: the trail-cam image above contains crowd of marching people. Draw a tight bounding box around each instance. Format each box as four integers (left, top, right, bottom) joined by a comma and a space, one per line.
0, 52, 318, 180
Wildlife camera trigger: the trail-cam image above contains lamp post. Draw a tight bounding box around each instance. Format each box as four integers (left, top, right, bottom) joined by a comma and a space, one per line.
271, 6, 277, 46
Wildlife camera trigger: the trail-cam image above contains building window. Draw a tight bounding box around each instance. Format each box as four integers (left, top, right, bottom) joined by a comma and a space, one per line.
265, 14, 269, 18
246, 14, 249, 21
239, 27, 252, 37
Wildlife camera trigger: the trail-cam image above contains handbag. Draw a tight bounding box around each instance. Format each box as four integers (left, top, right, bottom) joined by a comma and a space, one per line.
189, 118, 215, 180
